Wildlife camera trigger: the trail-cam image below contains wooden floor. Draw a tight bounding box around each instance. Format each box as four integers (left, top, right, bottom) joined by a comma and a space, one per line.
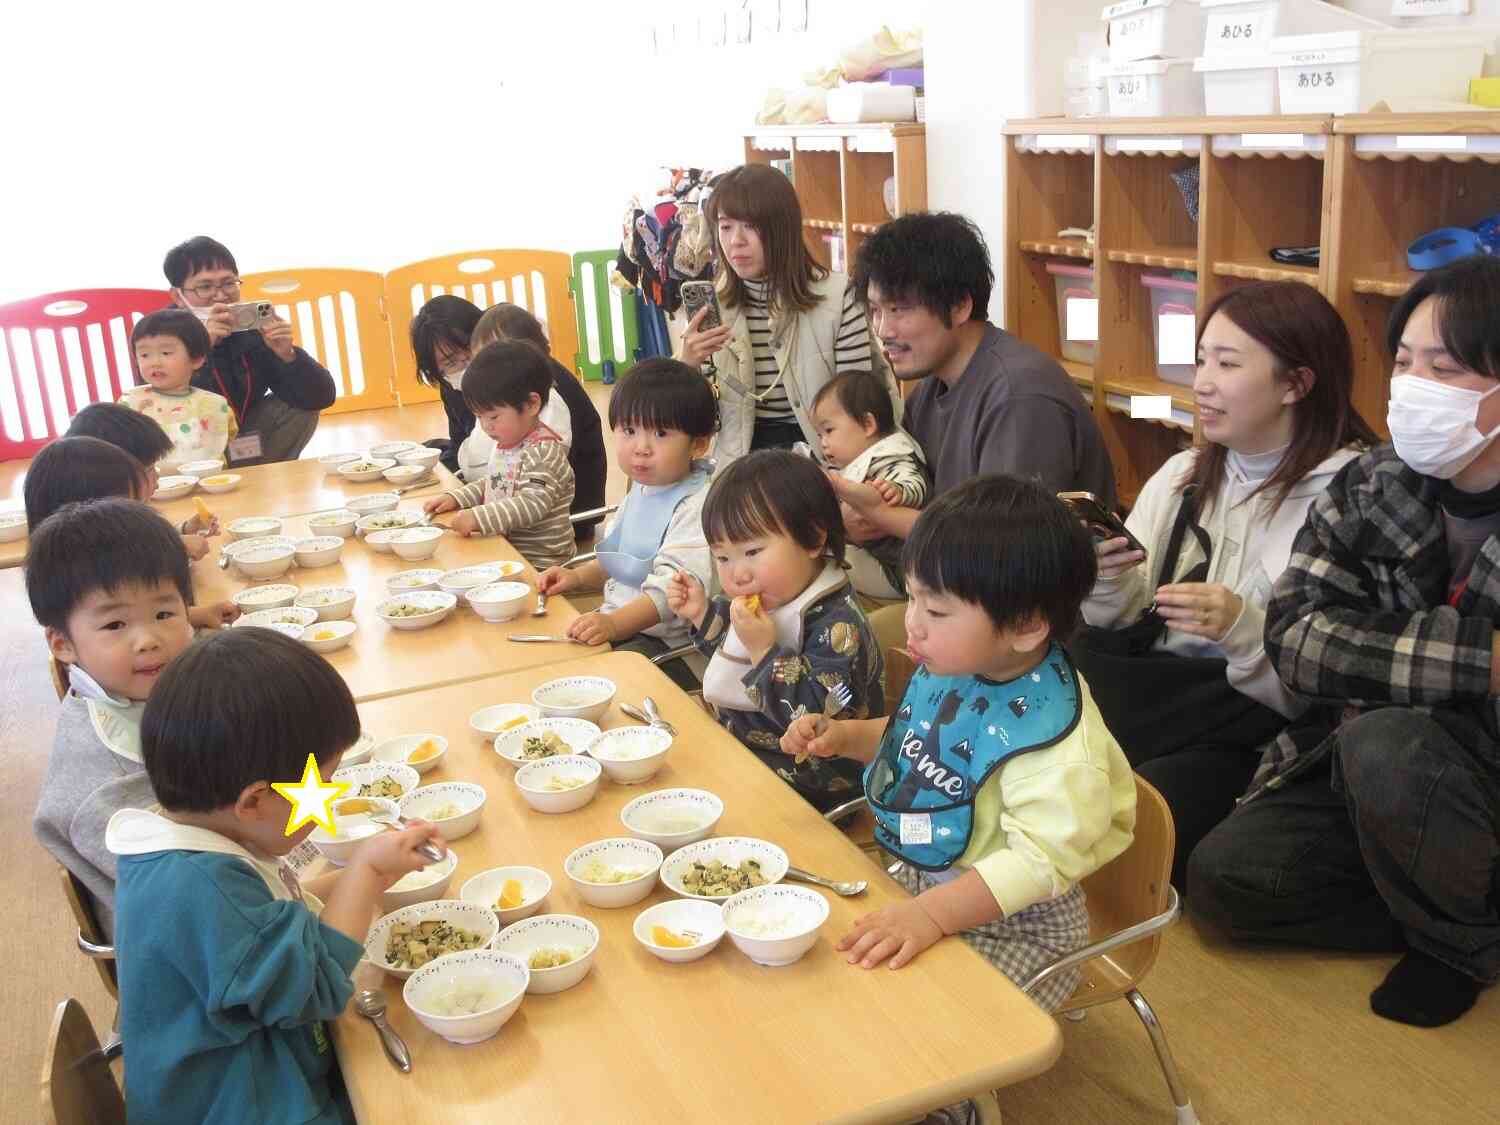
11, 390, 1499, 1124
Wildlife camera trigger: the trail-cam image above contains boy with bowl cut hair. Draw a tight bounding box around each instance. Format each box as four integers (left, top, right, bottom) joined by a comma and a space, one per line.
28, 497, 196, 937
106, 627, 443, 1125
121, 308, 238, 466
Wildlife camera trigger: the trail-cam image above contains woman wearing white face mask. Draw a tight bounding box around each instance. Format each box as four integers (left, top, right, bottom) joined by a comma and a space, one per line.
1076, 281, 1376, 891
409, 295, 485, 475
1190, 255, 1500, 1031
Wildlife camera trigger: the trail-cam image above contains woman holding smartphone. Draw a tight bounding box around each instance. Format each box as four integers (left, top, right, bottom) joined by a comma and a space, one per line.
1076, 281, 1377, 889
677, 163, 896, 463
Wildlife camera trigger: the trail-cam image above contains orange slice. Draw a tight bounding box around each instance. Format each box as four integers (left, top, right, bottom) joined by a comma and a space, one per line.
498, 715, 530, 732
336, 798, 377, 814
192, 496, 213, 520
497, 879, 525, 909
744, 594, 762, 614
651, 925, 696, 948
407, 739, 441, 764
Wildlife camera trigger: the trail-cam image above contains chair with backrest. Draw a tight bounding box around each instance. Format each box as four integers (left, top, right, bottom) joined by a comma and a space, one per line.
58, 867, 117, 999
40, 998, 124, 1125
1022, 775, 1198, 1124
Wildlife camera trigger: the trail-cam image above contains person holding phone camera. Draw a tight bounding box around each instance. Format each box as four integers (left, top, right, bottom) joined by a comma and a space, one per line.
164, 236, 336, 464
676, 164, 897, 464
1076, 282, 1376, 892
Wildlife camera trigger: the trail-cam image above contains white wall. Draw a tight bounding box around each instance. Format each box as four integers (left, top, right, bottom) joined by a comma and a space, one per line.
0, 0, 918, 305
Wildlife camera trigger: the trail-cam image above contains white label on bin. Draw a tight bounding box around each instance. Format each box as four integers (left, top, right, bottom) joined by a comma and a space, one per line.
1290, 67, 1340, 97
1113, 74, 1152, 109
1395, 134, 1468, 152
1066, 297, 1099, 343
1158, 313, 1197, 367
1131, 396, 1173, 421
1037, 134, 1089, 150
1207, 12, 1268, 49
1391, 0, 1470, 16
1123, 136, 1184, 153
1241, 133, 1305, 149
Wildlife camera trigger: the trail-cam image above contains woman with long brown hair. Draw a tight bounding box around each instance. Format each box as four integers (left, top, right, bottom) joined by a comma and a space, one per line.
678, 163, 896, 462
1075, 280, 1377, 888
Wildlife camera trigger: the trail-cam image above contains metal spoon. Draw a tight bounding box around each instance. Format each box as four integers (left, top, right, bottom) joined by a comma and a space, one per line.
642, 696, 678, 737
786, 864, 868, 897
354, 990, 411, 1073
532, 591, 548, 617
363, 810, 447, 864
508, 634, 590, 645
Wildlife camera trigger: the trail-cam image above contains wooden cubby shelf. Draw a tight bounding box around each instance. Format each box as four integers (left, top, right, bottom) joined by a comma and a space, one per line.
745, 124, 926, 272
1004, 111, 1500, 505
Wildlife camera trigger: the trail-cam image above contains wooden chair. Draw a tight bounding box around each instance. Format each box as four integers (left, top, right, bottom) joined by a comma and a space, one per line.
40, 999, 124, 1125
59, 868, 117, 999
1021, 775, 1198, 1125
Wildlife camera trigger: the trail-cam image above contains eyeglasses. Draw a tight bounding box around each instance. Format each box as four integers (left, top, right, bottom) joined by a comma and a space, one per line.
437, 351, 470, 377
179, 277, 242, 300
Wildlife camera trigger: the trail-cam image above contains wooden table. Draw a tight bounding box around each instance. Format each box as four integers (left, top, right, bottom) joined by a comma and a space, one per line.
339, 653, 1062, 1124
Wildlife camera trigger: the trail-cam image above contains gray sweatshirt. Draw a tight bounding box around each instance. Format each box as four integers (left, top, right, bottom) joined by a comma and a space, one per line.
32, 692, 156, 938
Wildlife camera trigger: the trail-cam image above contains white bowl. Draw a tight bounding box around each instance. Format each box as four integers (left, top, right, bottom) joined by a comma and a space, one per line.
226, 516, 283, 542
151, 474, 198, 501
339, 731, 378, 768
177, 458, 224, 476
364, 900, 500, 981
236, 606, 319, 630
659, 837, 790, 901
468, 703, 541, 739
382, 849, 460, 912
292, 535, 344, 568
382, 463, 429, 487
197, 472, 242, 494
403, 950, 528, 1045
303, 618, 357, 653
377, 591, 458, 631
0, 513, 27, 543
467, 581, 530, 623
346, 492, 401, 516
587, 726, 672, 785
307, 508, 359, 538
563, 837, 664, 908
633, 898, 728, 963
267, 621, 306, 640
532, 675, 616, 723
365, 528, 408, 554
232, 542, 295, 580
514, 756, 603, 814
294, 586, 356, 621
231, 583, 300, 611
371, 733, 449, 776
332, 761, 421, 803
387, 568, 444, 595
339, 457, 398, 483
437, 565, 505, 604
310, 796, 399, 865
397, 447, 443, 471
399, 781, 486, 841
389, 526, 444, 561
620, 788, 724, 850
722, 884, 830, 967
318, 452, 362, 475
493, 718, 601, 769
369, 440, 419, 459
461, 866, 553, 926
490, 914, 599, 994
356, 510, 420, 538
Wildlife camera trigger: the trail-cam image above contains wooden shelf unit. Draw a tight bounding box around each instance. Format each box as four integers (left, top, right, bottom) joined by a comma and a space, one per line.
746, 124, 927, 271
1004, 111, 1500, 504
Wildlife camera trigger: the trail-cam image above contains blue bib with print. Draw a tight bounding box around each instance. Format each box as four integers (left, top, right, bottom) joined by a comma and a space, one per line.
596, 468, 710, 589
863, 644, 1082, 871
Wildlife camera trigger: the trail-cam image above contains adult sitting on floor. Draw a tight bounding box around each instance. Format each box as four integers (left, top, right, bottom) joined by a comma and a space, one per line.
1190, 255, 1500, 1029
1076, 281, 1376, 891
164, 235, 336, 464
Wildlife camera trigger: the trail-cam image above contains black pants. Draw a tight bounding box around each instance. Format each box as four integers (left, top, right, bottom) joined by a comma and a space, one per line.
1188, 708, 1500, 983
1135, 747, 1260, 892
750, 418, 806, 451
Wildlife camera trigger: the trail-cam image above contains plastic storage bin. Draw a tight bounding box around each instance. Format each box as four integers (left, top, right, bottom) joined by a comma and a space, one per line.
1272, 29, 1494, 114
1195, 51, 1280, 113
1045, 261, 1098, 365
1105, 57, 1206, 116
826, 83, 917, 123
1199, 0, 1388, 56
1104, 0, 1204, 62
1141, 273, 1198, 386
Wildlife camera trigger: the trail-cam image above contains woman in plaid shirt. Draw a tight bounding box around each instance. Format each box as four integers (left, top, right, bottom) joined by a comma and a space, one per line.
1190, 256, 1500, 1029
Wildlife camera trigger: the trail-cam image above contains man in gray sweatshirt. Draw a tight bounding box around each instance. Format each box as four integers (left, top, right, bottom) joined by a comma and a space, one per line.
28, 497, 196, 937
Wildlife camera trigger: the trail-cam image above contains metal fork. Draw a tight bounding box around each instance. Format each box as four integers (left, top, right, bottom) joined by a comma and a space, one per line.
796, 681, 853, 764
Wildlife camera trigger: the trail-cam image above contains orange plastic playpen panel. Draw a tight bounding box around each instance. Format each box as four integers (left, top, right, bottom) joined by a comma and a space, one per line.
0, 288, 169, 461
383, 250, 580, 406
239, 269, 396, 415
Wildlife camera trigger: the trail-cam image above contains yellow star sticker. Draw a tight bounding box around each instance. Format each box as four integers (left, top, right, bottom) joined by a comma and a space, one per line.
271, 754, 351, 836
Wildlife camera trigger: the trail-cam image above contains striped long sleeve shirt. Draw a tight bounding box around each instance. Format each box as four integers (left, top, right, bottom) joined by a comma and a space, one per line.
742, 277, 873, 423
443, 426, 575, 570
